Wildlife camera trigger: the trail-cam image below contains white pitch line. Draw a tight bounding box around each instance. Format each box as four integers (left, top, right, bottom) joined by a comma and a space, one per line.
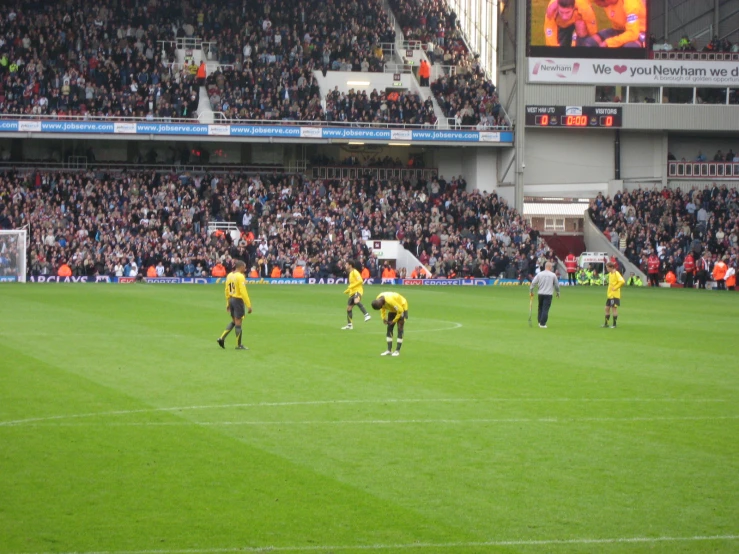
0, 398, 729, 427
12, 534, 739, 554
8, 415, 739, 428
0, 321, 464, 338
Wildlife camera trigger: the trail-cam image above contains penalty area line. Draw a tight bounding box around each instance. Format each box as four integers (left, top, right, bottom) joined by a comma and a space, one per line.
10, 415, 739, 427
0, 397, 730, 427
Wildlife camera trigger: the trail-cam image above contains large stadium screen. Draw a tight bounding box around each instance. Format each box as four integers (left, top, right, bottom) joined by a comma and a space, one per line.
528, 0, 649, 59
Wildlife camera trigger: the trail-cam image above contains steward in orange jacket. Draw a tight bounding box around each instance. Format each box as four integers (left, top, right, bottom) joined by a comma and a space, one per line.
146, 265, 157, 277
361, 267, 370, 279
249, 268, 259, 278
211, 263, 227, 277
292, 265, 305, 278
725, 265, 736, 290
270, 265, 282, 278
58, 263, 72, 277
713, 258, 728, 290
664, 271, 676, 284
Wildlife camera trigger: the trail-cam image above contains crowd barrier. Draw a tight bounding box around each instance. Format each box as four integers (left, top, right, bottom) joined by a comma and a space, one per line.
0, 120, 513, 144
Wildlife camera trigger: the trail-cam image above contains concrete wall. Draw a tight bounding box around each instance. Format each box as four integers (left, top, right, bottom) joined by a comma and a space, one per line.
620, 131, 668, 184
436, 148, 499, 193
523, 128, 615, 192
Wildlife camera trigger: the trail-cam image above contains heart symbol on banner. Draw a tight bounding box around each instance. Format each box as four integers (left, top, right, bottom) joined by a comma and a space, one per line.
613, 65, 628, 74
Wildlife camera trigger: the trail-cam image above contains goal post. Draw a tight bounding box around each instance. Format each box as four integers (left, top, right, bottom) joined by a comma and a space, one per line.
0, 229, 28, 283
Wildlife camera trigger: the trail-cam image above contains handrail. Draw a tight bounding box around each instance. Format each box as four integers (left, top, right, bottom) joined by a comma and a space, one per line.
651, 50, 739, 61
584, 212, 648, 283
667, 160, 739, 179
310, 166, 438, 180
0, 161, 304, 174
0, 113, 512, 131
383, 63, 414, 73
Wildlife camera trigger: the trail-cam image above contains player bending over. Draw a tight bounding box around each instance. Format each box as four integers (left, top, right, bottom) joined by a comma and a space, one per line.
218, 260, 252, 350
602, 261, 625, 328
544, 0, 597, 47
371, 292, 409, 357
581, 0, 646, 48
342, 259, 371, 330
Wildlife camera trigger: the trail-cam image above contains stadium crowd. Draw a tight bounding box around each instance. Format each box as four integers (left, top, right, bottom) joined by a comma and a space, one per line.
0, 169, 556, 281
589, 184, 739, 284
0, 0, 203, 119
324, 88, 436, 126
0, 0, 395, 121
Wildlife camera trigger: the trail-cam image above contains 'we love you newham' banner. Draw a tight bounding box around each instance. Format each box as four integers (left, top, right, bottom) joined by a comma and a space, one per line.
529, 58, 739, 86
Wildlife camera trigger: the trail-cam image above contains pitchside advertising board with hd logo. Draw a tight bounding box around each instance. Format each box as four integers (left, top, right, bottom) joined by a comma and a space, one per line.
529, 58, 739, 86
21, 277, 577, 285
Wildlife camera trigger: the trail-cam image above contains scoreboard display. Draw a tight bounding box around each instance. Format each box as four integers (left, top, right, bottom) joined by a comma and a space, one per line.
525, 106, 622, 128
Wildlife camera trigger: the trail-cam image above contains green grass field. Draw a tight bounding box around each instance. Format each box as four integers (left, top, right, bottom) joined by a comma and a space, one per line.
530, 0, 614, 47
1, 284, 738, 553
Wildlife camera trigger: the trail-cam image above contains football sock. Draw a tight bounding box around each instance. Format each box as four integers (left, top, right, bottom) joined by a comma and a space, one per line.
235, 325, 242, 346
386, 327, 393, 351
605, 315, 610, 325
220, 322, 235, 339
396, 328, 404, 351
613, 316, 618, 326
357, 302, 368, 315
347, 310, 353, 324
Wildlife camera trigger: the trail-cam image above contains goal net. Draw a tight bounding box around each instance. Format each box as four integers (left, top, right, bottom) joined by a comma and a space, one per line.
0, 229, 27, 283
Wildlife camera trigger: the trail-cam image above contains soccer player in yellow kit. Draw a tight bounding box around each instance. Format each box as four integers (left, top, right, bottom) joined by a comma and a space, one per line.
341, 259, 371, 330
582, 0, 646, 48
371, 292, 409, 356
602, 261, 625, 328
544, 0, 598, 47
217, 260, 252, 350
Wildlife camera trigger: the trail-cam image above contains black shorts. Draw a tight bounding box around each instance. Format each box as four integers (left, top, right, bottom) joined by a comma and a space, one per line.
229, 297, 246, 319
558, 24, 575, 47
387, 311, 409, 324
605, 298, 621, 307
347, 292, 362, 306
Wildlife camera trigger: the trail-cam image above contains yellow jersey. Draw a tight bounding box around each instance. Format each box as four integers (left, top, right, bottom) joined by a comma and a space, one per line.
544, 0, 597, 46
600, 0, 646, 47
344, 269, 364, 296
225, 271, 252, 308
376, 292, 408, 323
606, 270, 625, 299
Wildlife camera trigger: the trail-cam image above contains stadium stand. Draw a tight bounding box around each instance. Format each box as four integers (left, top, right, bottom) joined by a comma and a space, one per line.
0, 170, 556, 280
0, 0, 395, 120
587, 185, 739, 280
386, 0, 508, 128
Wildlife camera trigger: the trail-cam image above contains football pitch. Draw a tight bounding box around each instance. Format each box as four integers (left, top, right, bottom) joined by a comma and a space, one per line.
0, 284, 737, 553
